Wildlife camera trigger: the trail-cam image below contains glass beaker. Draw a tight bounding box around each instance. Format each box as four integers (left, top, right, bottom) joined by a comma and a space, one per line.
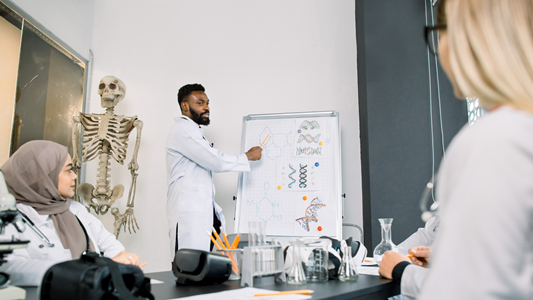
338, 246, 358, 282
304, 239, 329, 283
373, 218, 398, 264
287, 239, 307, 285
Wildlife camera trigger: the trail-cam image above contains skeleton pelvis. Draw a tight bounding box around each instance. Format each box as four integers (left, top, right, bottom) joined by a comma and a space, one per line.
77, 183, 125, 215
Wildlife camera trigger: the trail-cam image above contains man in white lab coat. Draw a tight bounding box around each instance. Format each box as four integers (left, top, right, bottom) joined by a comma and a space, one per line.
166, 83, 262, 258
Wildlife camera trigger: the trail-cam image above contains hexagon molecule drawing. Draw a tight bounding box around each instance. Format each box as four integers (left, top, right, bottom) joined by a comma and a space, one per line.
247, 182, 282, 224
259, 127, 292, 160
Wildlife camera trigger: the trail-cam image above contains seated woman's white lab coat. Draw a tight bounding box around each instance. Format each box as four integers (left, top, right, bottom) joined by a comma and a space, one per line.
0, 201, 124, 286
390, 215, 438, 300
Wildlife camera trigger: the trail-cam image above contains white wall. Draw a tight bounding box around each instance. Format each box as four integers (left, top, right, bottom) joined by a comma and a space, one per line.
9, 0, 94, 59
10, 0, 362, 273
87, 0, 362, 273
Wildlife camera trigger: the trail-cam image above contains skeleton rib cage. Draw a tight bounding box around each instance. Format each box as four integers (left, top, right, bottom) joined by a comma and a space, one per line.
80, 113, 137, 164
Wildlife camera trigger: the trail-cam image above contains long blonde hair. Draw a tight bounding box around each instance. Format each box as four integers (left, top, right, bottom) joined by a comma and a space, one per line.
446, 0, 533, 112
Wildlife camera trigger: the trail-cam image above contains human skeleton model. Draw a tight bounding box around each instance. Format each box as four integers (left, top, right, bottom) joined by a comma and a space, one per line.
72, 76, 143, 238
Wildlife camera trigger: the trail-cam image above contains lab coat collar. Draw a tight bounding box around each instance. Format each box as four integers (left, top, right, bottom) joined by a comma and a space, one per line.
176, 115, 202, 129
16, 203, 51, 226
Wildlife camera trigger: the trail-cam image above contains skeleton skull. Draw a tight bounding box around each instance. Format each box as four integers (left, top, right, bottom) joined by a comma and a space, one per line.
98, 76, 126, 108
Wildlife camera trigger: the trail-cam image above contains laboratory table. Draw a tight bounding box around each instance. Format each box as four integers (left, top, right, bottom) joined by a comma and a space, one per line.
24, 270, 400, 299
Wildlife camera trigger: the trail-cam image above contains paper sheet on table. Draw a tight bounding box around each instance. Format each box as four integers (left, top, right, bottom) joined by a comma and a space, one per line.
169, 287, 312, 300
357, 266, 380, 276
150, 279, 164, 284
361, 257, 377, 266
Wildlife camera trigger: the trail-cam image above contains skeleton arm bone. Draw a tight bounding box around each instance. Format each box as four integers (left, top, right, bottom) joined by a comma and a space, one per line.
72, 114, 82, 170
127, 119, 143, 172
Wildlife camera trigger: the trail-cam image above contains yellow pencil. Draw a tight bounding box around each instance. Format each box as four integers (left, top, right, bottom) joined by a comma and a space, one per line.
260, 133, 270, 148
254, 290, 314, 297
206, 231, 238, 274
206, 230, 223, 250
220, 226, 231, 249
230, 233, 240, 250
212, 227, 227, 250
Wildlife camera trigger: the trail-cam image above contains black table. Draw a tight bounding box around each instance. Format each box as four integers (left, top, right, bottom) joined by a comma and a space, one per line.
148, 271, 400, 300
24, 270, 399, 299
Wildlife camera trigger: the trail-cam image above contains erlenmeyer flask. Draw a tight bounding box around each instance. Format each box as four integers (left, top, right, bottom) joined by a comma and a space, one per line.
338, 246, 358, 282
287, 239, 307, 285
373, 218, 398, 264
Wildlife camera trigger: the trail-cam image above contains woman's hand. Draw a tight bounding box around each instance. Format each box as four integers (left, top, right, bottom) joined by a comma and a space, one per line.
112, 251, 141, 267
408, 246, 431, 268
378, 251, 411, 279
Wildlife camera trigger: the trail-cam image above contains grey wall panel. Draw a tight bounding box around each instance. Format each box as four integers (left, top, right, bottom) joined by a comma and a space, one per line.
356, 0, 467, 251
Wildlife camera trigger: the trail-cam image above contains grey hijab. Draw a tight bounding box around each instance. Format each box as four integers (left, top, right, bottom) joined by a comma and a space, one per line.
0, 140, 94, 257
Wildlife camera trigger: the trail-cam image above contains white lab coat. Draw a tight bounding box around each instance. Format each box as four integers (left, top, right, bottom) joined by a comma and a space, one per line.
419, 107, 533, 299
0, 201, 124, 286
166, 115, 250, 255
389, 216, 438, 300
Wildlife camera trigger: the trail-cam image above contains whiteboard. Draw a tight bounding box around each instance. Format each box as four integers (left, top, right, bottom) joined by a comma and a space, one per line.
235, 111, 342, 240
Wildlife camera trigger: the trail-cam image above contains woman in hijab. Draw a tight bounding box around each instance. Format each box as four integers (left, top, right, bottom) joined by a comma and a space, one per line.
0, 140, 140, 286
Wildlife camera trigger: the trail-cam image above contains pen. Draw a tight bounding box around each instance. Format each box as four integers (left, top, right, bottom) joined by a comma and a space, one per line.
260, 133, 270, 148
254, 290, 314, 297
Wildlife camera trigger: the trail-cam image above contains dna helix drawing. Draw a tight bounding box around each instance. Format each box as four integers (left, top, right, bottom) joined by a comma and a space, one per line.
295, 147, 322, 156
295, 197, 326, 231
288, 164, 297, 188
299, 164, 307, 188
297, 134, 321, 143
299, 120, 320, 130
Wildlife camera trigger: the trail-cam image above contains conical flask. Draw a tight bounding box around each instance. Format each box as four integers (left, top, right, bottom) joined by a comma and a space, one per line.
373, 218, 398, 264
287, 239, 307, 285
338, 246, 359, 282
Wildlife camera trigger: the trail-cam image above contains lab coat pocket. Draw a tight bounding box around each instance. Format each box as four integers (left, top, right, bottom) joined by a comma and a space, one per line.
178, 185, 208, 213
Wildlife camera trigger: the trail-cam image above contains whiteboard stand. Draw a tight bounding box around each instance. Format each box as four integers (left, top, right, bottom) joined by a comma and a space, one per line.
235, 111, 343, 245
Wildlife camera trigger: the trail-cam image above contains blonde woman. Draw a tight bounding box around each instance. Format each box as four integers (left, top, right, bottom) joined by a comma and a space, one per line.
380, 0, 533, 299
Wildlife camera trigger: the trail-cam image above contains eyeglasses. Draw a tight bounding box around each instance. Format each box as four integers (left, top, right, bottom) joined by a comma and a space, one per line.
425, 25, 447, 55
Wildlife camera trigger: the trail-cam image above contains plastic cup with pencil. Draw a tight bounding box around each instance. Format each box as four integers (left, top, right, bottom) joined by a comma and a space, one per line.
206, 228, 243, 280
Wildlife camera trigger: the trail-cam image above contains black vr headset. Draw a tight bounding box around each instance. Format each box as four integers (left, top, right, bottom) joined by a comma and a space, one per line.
172, 249, 232, 285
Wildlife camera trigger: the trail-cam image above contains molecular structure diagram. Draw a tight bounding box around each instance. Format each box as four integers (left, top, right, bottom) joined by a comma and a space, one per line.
247, 182, 282, 224
259, 126, 292, 160
296, 197, 326, 231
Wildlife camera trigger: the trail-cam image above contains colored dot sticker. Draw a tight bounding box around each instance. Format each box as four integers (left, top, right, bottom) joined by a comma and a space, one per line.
318, 226, 323, 231
298, 129, 302, 133
303, 196, 307, 200
278, 185, 282, 190
315, 162, 319, 167
319, 141, 324, 146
